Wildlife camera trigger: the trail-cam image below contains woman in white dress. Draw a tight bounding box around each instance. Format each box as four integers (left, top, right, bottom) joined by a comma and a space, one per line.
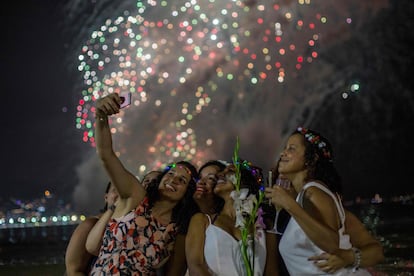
265, 127, 379, 275
186, 160, 278, 275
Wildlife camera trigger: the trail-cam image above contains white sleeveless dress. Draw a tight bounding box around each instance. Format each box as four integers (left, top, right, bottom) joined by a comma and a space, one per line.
279, 182, 370, 275
203, 214, 266, 276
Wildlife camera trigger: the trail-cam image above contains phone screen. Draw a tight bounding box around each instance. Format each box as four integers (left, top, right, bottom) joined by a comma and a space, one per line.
120, 92, 132, 108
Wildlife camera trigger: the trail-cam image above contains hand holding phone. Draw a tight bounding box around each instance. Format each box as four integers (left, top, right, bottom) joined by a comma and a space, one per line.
120, 92, 132, 108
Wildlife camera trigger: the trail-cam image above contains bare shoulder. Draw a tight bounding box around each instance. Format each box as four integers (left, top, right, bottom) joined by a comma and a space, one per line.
304, 184, 336, 205
303, 185, 338, 217
190, 212, 209, 222
188, 212, 209, 229
303, 184, 341, 228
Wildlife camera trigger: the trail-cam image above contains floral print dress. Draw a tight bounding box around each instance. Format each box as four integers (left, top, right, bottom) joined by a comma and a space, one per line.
90, 197, 177, 275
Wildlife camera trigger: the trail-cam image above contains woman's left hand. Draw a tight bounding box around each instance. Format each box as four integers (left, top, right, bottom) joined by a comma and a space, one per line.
308, 252, 347, 274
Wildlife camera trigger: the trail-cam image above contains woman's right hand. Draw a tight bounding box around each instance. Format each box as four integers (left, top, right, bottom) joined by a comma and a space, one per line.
96, 93, 123, 117
265, 185, 295, 210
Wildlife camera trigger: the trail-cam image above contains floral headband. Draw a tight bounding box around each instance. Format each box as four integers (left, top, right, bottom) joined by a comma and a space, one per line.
164, 163, 198, 183
297, 126, 333, 162
239, 160, 264, 185
231, 159, 265, 189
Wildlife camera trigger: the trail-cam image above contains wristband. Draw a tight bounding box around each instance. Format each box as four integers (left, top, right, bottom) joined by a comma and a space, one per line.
95, 114, 108, 122
351, 247, 361, 272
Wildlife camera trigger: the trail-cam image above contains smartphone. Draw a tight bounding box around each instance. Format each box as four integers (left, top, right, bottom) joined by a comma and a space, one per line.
120, 92, 132, 108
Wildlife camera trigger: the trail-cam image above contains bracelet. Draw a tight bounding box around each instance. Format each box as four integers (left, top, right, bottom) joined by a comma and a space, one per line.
351, 247, 361, 272
95, 114, 108, 122
96, 116, 107, 122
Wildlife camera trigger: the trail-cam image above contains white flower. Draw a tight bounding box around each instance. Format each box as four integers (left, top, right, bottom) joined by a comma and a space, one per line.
239, 188, 249, 200
242, 194, 256, 214
230, 188, 249, 201
227, 174, 237, 185
231, 189, 257, 228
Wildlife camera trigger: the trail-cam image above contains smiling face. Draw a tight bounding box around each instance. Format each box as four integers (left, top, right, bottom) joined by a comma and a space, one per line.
278, 133, 308, 186
214, 164, 237, 197
158, 165, 192, 201
194, 165, 220, 201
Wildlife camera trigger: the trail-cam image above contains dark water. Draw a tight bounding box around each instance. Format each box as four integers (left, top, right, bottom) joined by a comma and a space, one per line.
346, 202, 414, 275
0, 224, 75, 275
0, 203, 413, 275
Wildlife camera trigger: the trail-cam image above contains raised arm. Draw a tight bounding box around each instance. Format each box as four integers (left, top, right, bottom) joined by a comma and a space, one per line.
85, 208, 114, 256
94, 93, 145, 210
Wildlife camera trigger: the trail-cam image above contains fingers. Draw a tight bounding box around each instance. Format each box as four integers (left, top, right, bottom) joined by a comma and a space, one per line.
311, 260, 332, 272
308, 252, 329, 261
96, 94, 123, 116
264, 187, 275, 203
322, 265, 338, 274
308, 256, 322, 261
264, 186, 285, 204
264, 185, 285, 197
309, 253, 341, 274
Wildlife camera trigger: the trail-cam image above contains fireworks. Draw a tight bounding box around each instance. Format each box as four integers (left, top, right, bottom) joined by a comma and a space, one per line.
74, 0, 331, 174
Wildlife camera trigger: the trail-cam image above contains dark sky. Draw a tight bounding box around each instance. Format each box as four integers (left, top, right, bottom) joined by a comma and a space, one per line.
1, 1, 81, 201
1, 0, 413, 214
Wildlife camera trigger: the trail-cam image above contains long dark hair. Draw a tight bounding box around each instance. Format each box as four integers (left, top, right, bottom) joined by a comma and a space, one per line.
146, 160, 199, 234
237, 159, 263, 197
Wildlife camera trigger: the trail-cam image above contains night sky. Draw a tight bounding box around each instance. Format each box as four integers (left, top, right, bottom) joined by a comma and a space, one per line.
2, 1, 81, 201
2, 0, 413, 215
